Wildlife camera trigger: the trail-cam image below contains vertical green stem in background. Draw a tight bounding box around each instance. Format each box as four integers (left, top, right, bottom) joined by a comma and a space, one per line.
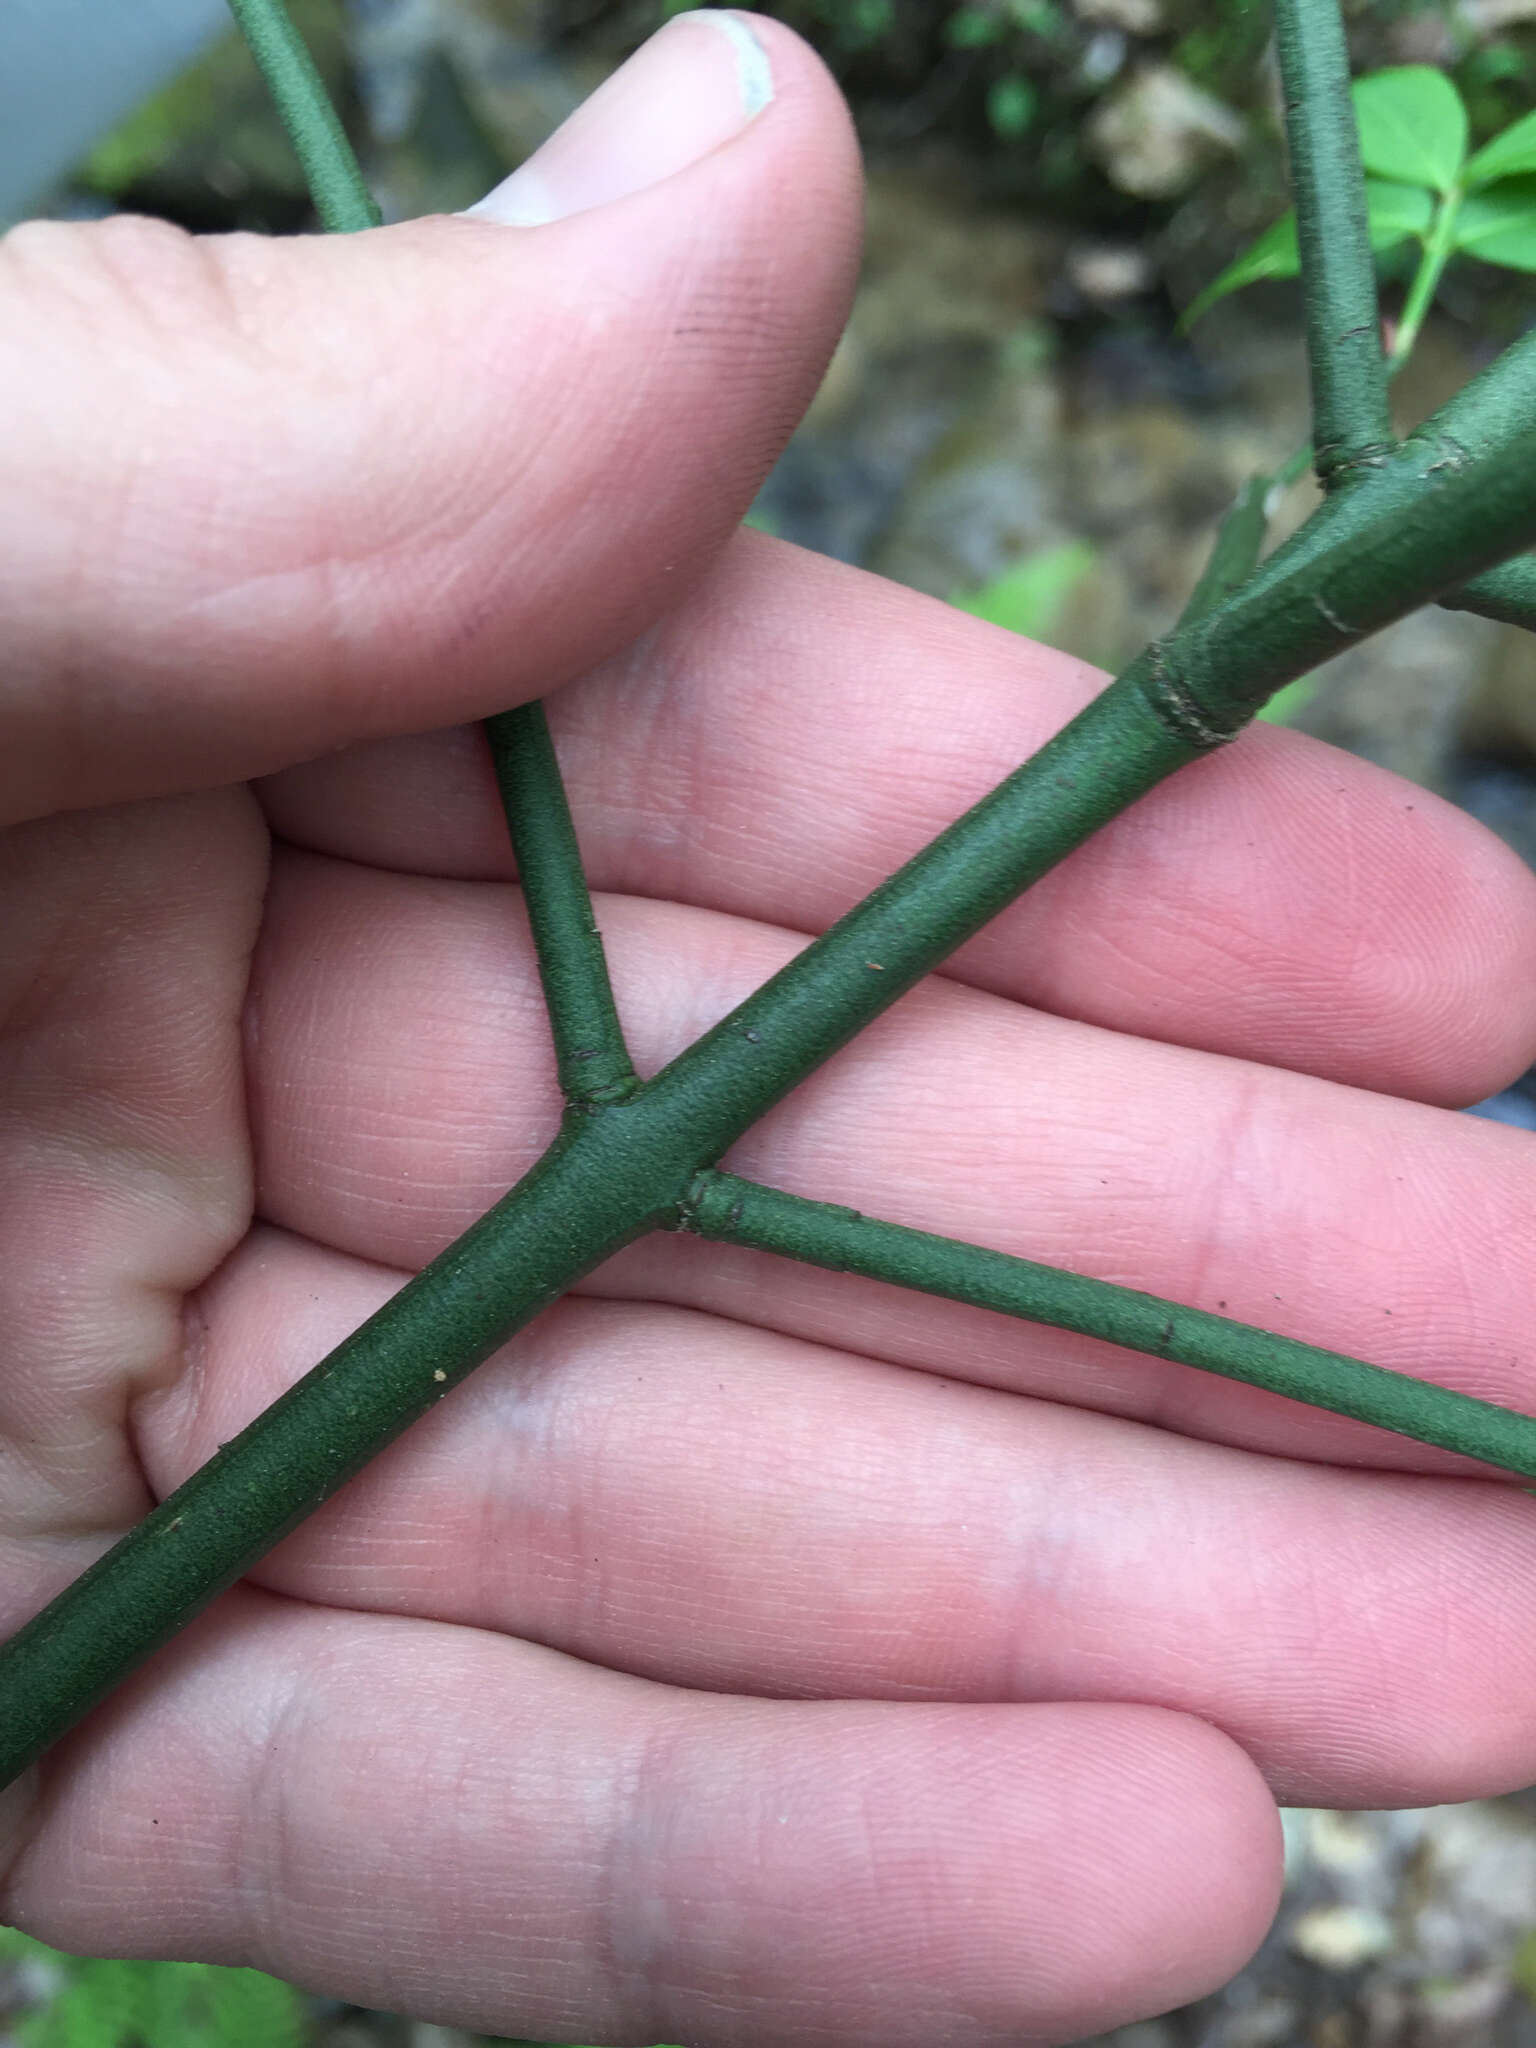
224, 0, 380, 231
1390, 189, 1464, 369
1273, 0, 1394, 485
486, 706, 639, 1106
681, 1173, 1536, 1474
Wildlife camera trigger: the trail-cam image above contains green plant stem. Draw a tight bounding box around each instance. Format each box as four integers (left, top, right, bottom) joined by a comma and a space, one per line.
1273, 0, 1394, 486
1442, 554, 1536, 630
486, 706, 639, 1106
679, 1173, 1536, 1475
12, 378, 1536, 1782
223, 7, 640, 1102
224, 0, 380, 231
1389, 189, 1463, 370
1133, 409, 1536, 744
1179, 474, 1271, 625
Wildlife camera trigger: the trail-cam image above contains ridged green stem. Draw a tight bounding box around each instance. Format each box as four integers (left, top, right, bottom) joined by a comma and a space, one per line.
1273, 0, 1394, 486
680, 1174, 1536, 1477
486, 706, 639, 1106
224, 0, 380, 232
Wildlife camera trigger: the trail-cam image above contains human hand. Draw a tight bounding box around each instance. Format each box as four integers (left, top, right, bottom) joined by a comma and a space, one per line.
5, 13, 1536, 2045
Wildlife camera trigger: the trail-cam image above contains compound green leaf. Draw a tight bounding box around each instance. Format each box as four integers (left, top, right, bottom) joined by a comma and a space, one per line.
1352, 66, 1467, 194
1453, 178, 1536, 268
1466, 105, 1536, 188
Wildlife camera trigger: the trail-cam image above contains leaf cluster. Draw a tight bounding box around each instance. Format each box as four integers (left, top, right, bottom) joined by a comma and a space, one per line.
1184, 63, 1536, 326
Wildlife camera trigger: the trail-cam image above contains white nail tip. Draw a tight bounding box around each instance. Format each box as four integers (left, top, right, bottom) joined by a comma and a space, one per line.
708, 12, 775, 117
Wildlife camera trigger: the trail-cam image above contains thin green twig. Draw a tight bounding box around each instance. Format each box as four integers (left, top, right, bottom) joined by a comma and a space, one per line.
1388, 187, 1463, 371
679, 1174, 1536, 1477
222, 10, 639, 1087
1442, 554, 1536, 631
1273, 0, 1394, 487
486, 707, 639, 1106
224, 0, 380, 232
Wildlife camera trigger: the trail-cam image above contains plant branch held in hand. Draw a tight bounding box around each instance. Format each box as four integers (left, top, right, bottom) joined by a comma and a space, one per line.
5, 0, 1536, 1792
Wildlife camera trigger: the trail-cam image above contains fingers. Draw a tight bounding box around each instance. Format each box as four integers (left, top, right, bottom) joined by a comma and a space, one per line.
258, 538, 1536, 1103
0, 18, 859, 825
0, 793, 264, 1617
246, 849, 1536, 1472
150, 1232, 1536, 1808
3, 1592, 1280, 2046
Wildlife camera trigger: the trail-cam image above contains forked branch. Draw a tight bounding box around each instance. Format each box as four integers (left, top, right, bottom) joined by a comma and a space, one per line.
4, 0, 1536, 1791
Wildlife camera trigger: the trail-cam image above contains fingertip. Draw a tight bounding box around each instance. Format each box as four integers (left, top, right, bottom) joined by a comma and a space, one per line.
628, 1699, 1283, 2045
996, 1705, 1285, 2034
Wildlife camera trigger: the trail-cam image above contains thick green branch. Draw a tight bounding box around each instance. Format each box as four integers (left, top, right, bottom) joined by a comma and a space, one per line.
1273, 0, 1393, 486
679, 1174, 1536, 1477
1139, 362, 1536, 739
486, 706, 639, 1106
224, 0, 380, 232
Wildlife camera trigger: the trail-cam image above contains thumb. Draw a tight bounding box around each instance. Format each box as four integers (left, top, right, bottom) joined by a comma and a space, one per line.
0, 10, 860, 826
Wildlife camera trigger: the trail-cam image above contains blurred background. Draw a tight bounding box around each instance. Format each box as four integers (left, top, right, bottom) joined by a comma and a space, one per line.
6, 2, 1536, 2044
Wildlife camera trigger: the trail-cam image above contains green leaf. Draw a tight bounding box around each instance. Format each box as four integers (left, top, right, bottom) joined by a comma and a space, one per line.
1364, 177, 1435, 246
207, 1966, 309, 2048
986, 72, 1037, 139
947, 5, 1004, 46
1179, 212, 1300, 330
842, 0, 895, 42
1351, 66, 1467, 195
1453, 178, 1536, 268
1007, 0, 1061, 32
1466, 105, 1536, 188
949, 541, 1096, 641
1179, 180, 1432, 329
1256, 673, 1320, 725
